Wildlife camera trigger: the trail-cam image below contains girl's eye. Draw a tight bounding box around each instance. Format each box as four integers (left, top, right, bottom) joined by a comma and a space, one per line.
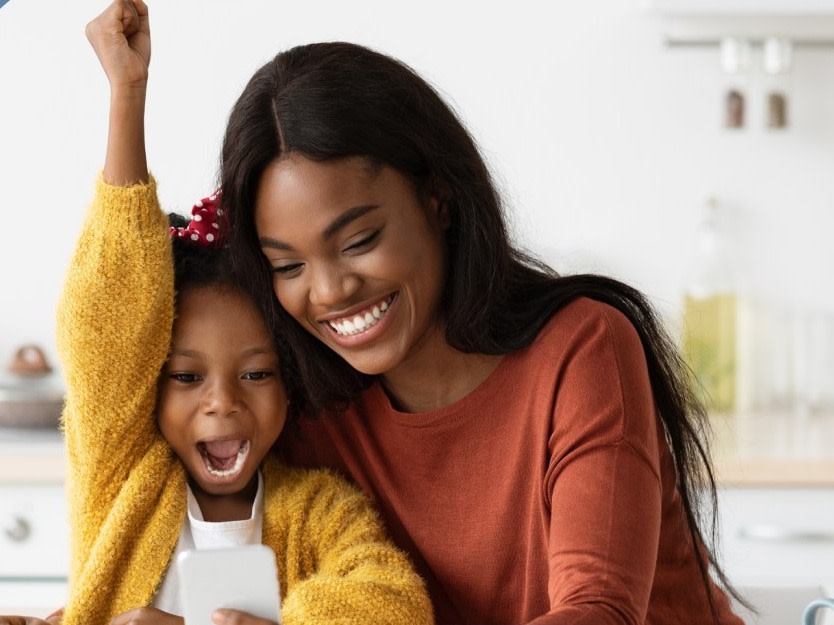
344, 229, 381, 252
242, 370, 273, 381
170, 373, 200, 383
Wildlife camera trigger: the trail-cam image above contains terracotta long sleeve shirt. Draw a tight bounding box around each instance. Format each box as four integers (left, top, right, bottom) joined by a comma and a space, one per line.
281, 297, 744, 625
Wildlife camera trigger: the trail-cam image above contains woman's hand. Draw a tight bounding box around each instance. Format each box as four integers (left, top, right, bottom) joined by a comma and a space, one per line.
211, 609, 278, 625
109, 607, 183, 625
85, 0, 150, 94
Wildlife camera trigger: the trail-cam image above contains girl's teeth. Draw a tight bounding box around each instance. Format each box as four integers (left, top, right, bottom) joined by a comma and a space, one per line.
380, 300, 388, 311
203, 440, 249, 478
354, 316, 367, 330
343, 319, 356, 333
372, 306, 381, 319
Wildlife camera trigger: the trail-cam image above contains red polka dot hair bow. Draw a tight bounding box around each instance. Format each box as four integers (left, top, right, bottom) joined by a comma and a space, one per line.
169, 190, 224, 246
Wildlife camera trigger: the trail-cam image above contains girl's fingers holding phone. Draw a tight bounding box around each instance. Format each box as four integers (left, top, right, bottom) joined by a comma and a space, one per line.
110, 607, 182, 625
211, 610, 277, 625
0, 618, 52, 625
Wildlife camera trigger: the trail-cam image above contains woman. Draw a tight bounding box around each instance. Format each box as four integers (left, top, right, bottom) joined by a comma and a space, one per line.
218, 37, 747, 625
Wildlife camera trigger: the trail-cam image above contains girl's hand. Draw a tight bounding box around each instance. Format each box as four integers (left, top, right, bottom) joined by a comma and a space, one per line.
0, 614, 61, 625
211, 609, 278, 625
110, 607, 183, 625
85, 0, 150, 93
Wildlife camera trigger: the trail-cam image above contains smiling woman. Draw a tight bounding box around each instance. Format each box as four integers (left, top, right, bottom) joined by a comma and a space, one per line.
219, 39, 750, 625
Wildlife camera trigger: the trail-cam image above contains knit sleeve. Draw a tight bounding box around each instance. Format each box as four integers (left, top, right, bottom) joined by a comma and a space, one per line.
263, 463, 434, 625
56, 175, 174, 492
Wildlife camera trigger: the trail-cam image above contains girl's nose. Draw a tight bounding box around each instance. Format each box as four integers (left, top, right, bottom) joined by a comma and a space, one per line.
309, 263, 360, 308
200, 378, 240, 417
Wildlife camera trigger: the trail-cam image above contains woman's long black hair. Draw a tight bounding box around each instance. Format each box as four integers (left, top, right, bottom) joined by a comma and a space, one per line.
220, 42, 747, 619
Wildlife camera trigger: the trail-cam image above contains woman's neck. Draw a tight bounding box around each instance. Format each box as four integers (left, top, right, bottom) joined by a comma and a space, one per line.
190, 473, 258, 522
381, 334, 503, 413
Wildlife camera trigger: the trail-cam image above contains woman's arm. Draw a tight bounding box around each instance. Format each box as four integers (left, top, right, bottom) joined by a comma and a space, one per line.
532, 305, 663, 625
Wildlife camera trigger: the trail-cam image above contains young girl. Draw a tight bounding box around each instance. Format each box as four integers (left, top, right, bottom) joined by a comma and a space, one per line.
57, 185, 431, 625
0, 3, 433, 625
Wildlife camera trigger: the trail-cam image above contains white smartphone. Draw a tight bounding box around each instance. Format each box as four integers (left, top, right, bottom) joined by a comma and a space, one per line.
177, 545, 282, 625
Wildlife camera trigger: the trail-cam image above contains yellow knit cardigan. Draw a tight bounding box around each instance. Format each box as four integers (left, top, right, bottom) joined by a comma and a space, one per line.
56, 177, 433, 625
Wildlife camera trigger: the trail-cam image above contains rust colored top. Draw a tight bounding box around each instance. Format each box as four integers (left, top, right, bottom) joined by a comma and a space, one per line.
280, 298, 744, 625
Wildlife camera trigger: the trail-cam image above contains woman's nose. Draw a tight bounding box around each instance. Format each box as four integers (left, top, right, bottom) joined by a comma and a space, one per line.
200, 378, 240, 417
309, 263, 360, 307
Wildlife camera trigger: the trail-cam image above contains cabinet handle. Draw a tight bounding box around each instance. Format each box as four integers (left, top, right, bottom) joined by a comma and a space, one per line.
3, 516, 31, 542
738, 524, 834, 543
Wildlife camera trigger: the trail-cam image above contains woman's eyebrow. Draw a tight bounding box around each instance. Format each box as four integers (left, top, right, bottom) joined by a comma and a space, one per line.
259, 204, 380, 250
322, 204, 379, 240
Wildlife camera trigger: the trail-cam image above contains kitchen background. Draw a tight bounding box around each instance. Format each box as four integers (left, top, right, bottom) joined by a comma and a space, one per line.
1, 0, 834, 623
3, 0, 834, 410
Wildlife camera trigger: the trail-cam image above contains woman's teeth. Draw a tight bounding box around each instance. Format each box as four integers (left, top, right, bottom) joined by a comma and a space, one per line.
329, 296, 392, 336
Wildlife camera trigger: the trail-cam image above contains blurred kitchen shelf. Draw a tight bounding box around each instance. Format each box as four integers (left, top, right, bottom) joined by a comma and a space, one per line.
646, 0, 834, 14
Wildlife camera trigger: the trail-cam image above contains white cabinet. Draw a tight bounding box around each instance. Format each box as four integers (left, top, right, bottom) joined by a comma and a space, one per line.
718, 487, 834, 625
0, 434, 68, 618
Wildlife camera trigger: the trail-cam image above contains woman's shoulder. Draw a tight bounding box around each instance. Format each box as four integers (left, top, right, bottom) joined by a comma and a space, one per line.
534, 296, 642, 354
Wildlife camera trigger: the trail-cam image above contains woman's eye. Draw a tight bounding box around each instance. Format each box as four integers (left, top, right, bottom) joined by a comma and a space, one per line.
273, 262, 303, 276
243, 370, 273, 381
170, 373, 200, 383
344, 229, 380, 252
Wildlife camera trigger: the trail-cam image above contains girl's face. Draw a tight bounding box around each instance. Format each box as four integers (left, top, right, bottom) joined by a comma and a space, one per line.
254, 155, 449, 378
157, 286, 287, 503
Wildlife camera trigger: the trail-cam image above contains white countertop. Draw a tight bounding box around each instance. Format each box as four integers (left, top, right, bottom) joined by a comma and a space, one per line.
1, 414, 833, 487
0, 426, 65, 484
713, 413, 834, 486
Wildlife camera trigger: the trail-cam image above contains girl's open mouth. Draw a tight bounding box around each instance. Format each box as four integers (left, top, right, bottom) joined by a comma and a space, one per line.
197, 439, 250, 478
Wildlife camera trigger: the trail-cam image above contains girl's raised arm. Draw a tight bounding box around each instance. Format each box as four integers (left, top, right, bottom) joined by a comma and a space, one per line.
85, 0, 150, 185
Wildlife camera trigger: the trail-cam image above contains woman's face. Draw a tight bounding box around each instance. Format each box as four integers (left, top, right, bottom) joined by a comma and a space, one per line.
254, 154, 449, 377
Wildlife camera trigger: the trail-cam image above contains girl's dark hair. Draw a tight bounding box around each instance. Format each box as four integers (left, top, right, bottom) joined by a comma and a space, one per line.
168, 213, 302, 423
169, 213, 239, 293
220, 42, 748, 618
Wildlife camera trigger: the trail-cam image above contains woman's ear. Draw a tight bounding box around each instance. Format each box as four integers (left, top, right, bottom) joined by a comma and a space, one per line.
426, 173, 452, 230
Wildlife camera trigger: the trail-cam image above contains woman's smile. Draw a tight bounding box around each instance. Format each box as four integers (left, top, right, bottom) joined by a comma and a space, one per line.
319, 293, 397, 342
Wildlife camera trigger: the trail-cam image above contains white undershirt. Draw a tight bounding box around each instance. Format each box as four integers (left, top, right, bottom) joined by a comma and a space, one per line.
153, 472, 265, 615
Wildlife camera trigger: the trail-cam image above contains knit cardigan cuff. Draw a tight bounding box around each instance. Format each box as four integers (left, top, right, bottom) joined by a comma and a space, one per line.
94, 173, 162, 232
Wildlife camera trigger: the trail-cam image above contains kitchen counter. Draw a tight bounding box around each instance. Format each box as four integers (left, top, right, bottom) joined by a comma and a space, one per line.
0, 427, 65, 484
712, 413, 834, 486
1, 415, 833, 487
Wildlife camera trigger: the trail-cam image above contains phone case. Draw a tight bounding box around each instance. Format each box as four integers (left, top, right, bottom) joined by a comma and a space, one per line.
177, 544, 281, 625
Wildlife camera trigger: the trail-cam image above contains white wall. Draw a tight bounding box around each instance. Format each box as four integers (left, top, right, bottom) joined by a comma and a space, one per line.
1, 0, 834, 373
